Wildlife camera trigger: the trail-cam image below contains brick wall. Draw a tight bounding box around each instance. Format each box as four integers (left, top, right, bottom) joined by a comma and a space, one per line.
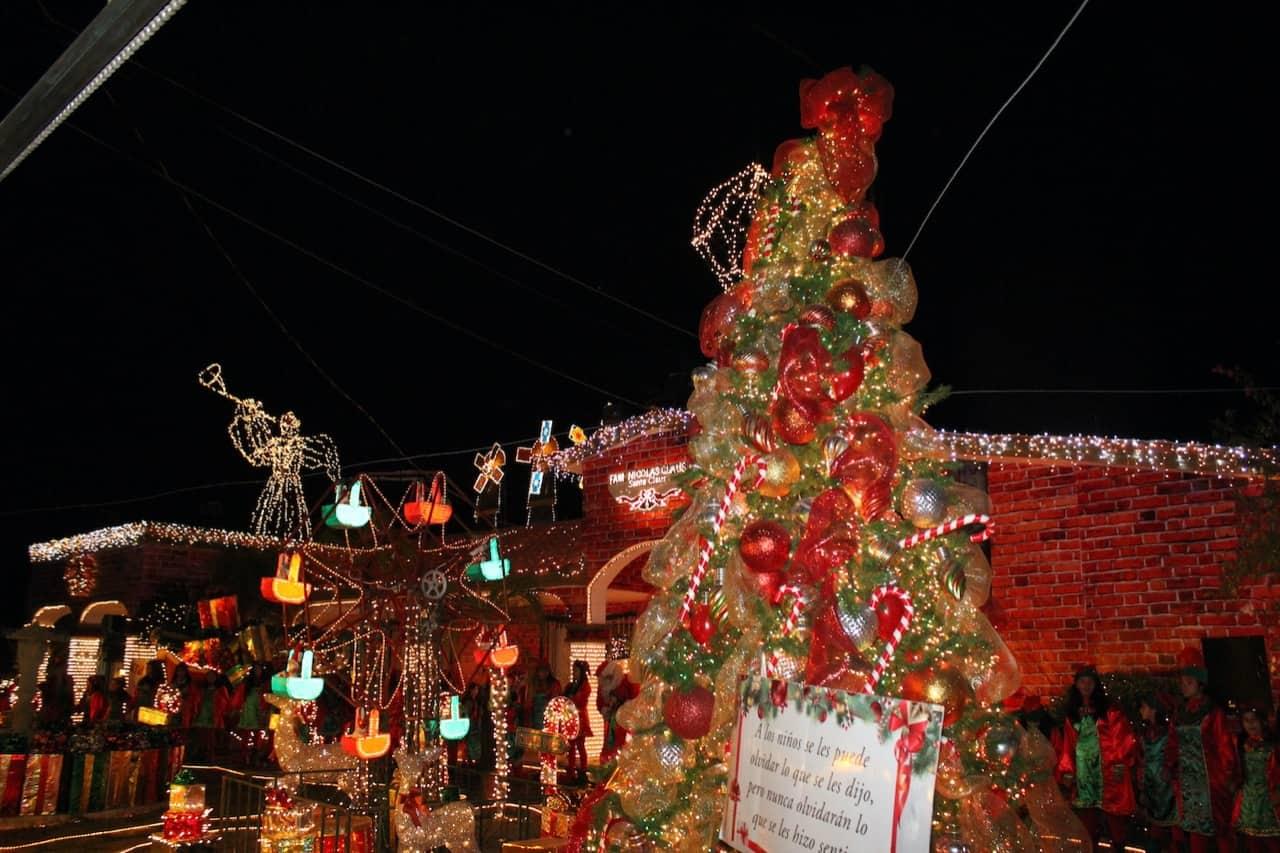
987, 464, 1276, 698
579, 429, 691, 588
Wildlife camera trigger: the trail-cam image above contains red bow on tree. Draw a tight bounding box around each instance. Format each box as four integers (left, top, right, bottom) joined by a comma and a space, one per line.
799, 67, 894, 205
887, 700, 929, 853
400, 788, 428, 828
793, 487, 861, 589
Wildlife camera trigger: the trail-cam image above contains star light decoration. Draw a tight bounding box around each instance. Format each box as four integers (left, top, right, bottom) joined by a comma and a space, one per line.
690, 162, 772, 289
199, 364, 341, 539
472, 443, 506, 493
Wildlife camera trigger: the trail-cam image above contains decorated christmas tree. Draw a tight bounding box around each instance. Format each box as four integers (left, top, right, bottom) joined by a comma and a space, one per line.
569, 67, 1089, 852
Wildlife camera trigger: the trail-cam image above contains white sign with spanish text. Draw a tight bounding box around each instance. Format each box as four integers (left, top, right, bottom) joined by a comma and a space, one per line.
720, 676, 943, 853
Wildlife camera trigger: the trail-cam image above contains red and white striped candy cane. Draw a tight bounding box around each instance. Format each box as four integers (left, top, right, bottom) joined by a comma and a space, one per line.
896, 513, 994, 551
765, 584, 807, 677
864, 584, 915, 694
678, 455, 768, 624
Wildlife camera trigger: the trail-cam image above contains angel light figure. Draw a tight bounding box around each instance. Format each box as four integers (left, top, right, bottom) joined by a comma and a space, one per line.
199, 363, 340, 539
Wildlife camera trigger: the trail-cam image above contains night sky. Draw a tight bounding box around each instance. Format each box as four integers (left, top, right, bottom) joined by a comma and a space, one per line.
1, 3, 1272, 633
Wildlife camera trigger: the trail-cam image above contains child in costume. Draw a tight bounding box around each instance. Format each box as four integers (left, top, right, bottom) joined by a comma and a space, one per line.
1055, 665, 1137, 850
1136, 693, 1178, 848
1167, 647, 1238, 853
1234, 706, 1280, 852
564, 660, 592, 782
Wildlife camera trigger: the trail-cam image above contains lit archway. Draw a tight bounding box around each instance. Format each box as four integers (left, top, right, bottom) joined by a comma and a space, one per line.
79, 600, 128, 625
29, 605, 71, 627
585, 540, 659, 624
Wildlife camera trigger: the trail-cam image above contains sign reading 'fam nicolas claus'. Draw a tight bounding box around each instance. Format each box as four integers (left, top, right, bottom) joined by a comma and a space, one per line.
608, 461, 689, 512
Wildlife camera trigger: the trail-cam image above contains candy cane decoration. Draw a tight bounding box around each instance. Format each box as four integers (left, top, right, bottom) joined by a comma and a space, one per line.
600, 817, 627, 853
864, 584, 915, 694
896, 513, 994, 551
679, 455, 768, 624
765, 584, 807, 678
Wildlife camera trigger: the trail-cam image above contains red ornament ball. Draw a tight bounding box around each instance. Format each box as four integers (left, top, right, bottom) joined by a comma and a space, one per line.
739, 521, 792, 574
688, 604, 716, 647
663, 686, 716, 740
746, 569, 785, 603
698, 291, 746, 361
874, 593, 907, 641
769, 679, 790, 708
828, 216, 884, 259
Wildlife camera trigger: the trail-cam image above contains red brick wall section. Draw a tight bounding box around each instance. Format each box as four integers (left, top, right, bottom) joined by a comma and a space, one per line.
986, 464, 1276, 699
579, 430, 691, 585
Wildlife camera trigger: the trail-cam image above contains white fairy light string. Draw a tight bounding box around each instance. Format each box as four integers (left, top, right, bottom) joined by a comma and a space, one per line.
691, 163, 772, 289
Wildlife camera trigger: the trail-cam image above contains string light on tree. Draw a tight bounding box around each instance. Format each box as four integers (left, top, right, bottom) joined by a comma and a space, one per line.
198, 363, 341, 538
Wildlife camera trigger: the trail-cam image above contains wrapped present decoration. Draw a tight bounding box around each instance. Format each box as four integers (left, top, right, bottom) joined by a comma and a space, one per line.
196, 595, 239, 631
317, 814, 372, 853
162, 807, 211, 841
67, 751, 110, 813
20, 752, 63, 815
1, 753, 28, 816
541, 790, 574, 838
238, 623, 274, 663
106, 749, 143, 809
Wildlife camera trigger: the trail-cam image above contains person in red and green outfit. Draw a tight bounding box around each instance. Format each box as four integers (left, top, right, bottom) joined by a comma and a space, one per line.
1136, 693, 1178, 847
1055, 665, 1138, 851
1233, 706, 1280, 852
1168, 647, 1238, 853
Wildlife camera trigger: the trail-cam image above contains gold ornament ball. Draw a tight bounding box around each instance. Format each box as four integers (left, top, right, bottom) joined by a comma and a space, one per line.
758, 449, 801, 498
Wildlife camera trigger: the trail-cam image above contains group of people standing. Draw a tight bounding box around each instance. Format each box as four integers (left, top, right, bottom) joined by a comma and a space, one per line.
1055, 649, 1279, 852
37, 652, 279, 765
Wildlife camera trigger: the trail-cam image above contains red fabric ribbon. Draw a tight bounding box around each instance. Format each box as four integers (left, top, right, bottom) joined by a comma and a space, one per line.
400, 788, 426, 828
793, 488, 861, 590
799, 67, 894, 205
887, 701, 928, 853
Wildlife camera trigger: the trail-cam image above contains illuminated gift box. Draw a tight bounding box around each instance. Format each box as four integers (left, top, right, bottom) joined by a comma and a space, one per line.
169, 782, 205, 811
162, 808, 210, 840
196, 595, 240, 631
317, 815, 372, 853
541, 791, 574, 838
138, 706, 175, 726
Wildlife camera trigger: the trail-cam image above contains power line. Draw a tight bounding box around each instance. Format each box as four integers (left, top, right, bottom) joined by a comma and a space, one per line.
903, 0, 1090, 260
211, 123, 656, 348
99, 87, 416, 473
40, 108, 646, 409
30, 7, 695, 340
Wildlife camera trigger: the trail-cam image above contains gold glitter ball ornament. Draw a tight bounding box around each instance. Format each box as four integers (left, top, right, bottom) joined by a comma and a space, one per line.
757, 449, 801, 498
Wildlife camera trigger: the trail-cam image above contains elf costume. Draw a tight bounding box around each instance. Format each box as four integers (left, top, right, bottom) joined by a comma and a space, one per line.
1167, 648, 1238, 847
1234, 733, 1280, 843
